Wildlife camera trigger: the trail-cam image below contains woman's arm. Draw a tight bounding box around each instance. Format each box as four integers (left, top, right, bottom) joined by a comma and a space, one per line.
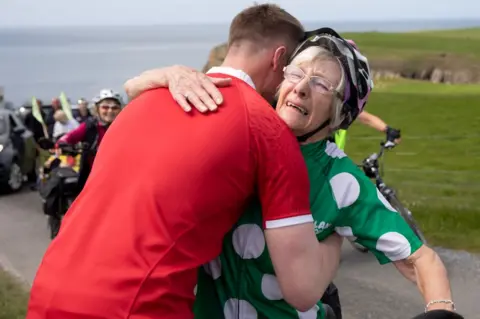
124, 65, 230, 112
57, 122, 87, 145
332, 168, 454, 313
394, 245, 453, 311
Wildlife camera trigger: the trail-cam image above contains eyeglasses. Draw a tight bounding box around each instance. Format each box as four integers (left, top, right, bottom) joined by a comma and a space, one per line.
99, 105, 121, 111
283, 65, 336, 94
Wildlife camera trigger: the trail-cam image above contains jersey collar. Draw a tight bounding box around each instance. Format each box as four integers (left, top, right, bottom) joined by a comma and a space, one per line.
206, 67, 256, 90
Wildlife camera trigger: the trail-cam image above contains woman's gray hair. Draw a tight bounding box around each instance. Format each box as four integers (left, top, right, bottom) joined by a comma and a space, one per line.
284, 46, 346, 130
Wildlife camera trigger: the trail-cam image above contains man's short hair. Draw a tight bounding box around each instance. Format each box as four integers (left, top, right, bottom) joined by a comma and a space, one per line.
228, 3, 304, 55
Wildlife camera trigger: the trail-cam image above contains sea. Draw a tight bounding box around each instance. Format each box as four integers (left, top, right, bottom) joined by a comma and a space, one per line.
1, 19, 479, 106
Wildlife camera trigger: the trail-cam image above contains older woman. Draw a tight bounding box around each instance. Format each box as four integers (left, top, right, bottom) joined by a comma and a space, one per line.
57, 89, 123, 192
124, 29, 455, 319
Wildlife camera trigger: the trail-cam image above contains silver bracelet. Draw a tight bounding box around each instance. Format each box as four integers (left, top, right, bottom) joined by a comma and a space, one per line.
425, 299, 456, 312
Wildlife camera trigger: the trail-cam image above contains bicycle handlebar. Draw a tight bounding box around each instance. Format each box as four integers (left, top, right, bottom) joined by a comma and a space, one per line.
361, 140, 396, 182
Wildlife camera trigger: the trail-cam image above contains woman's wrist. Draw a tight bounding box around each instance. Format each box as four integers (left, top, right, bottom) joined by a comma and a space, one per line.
425, 299, 455, 312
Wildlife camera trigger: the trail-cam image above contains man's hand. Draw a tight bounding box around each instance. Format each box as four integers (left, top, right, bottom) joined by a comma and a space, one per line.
124, 65, 231, 113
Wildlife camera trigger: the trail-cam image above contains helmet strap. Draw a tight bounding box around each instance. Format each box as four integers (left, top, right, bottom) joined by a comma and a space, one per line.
297, 119, 331, 143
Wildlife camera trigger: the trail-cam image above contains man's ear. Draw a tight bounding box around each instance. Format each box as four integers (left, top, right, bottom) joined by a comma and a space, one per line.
272, 46, 287, 72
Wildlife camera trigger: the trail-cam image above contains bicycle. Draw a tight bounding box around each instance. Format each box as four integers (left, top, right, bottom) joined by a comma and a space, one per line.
38, 138, 89, 239
352, 140, 427, 253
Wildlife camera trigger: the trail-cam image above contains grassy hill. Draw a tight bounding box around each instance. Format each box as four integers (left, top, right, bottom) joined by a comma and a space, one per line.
341, 28, 480, 59
340, 28, 480, 82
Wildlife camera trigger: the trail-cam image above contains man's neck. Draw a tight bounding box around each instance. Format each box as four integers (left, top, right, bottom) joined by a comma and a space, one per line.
221, 52, 267, 94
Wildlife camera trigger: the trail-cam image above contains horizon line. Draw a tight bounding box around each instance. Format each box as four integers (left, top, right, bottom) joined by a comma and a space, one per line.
1, 17, 480, 30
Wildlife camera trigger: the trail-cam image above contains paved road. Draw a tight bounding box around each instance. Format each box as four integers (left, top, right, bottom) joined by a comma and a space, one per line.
0, 189, 479, 318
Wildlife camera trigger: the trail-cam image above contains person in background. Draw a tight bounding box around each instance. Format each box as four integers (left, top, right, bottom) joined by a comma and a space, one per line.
333, 111, 402, 150
23, 99, 49, 190
358, 110, 401, 143
46, 97, 62, 137
56, 89, 123, 192
74, 98, 92, 123
52, 110, 79, 141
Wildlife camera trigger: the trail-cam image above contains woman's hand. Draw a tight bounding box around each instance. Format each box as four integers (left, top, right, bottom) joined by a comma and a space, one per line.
124, 65, 231, 113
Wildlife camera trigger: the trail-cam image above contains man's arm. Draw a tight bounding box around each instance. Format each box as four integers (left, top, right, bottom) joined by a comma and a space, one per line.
394, 245, 453, 311
124, 65, 231, 112
252, 109, 340, 311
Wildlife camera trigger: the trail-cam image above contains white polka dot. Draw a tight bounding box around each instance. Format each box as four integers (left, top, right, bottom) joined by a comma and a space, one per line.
329, 173, 360, 208
193, 284, 197, 295
224, 298, 257, 319
335, 226, 357, 241
376, 232, 412, 261
232, 224, 265, 259
260, 274, 283, 300
203, 257, 222, 279
325, 141, 347, 159
376, 188, 397, 212
297, 304, 320, 319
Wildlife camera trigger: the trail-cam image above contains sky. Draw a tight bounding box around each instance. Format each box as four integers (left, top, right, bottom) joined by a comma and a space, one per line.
1, 0, 480, 27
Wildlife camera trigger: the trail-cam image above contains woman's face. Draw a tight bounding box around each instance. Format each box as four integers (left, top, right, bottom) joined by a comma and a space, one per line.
276, 57, 342, 137
97, 98, 121, 123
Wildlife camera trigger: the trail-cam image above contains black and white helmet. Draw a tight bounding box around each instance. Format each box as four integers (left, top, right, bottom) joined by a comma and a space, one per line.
92, 89, 123, 106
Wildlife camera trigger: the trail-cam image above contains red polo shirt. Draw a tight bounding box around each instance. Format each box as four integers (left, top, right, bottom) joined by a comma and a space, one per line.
27, 74, 312, 319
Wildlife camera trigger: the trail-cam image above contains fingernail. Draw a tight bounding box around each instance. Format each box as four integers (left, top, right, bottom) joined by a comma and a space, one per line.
208, 103, 218, 111
215, 98, 222, 104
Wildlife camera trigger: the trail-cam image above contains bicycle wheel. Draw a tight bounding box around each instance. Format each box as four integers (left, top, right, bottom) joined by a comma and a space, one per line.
387, 195, 427, 244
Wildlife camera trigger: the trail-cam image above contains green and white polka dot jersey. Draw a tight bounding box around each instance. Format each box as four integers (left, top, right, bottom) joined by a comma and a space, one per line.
193, 140, 423, 319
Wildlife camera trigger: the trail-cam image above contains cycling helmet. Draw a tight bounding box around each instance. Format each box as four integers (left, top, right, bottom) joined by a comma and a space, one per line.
292, 27, 374, 142
92, 89, 123, 107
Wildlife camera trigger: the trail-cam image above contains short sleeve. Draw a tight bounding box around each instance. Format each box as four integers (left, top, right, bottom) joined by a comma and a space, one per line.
331, 168, 423, 264
249, 105, 313, 229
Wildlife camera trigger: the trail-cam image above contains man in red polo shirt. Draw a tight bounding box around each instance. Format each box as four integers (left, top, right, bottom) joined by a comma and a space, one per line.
27, 4, 340, 319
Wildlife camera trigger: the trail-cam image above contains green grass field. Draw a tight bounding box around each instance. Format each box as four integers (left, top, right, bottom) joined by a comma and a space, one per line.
0, 269, 29, 319
346, 78, 480, 252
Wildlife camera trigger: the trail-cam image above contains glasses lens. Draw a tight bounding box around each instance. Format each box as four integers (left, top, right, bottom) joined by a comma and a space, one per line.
310, 77, 332, 93
285, 65, 304, 82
